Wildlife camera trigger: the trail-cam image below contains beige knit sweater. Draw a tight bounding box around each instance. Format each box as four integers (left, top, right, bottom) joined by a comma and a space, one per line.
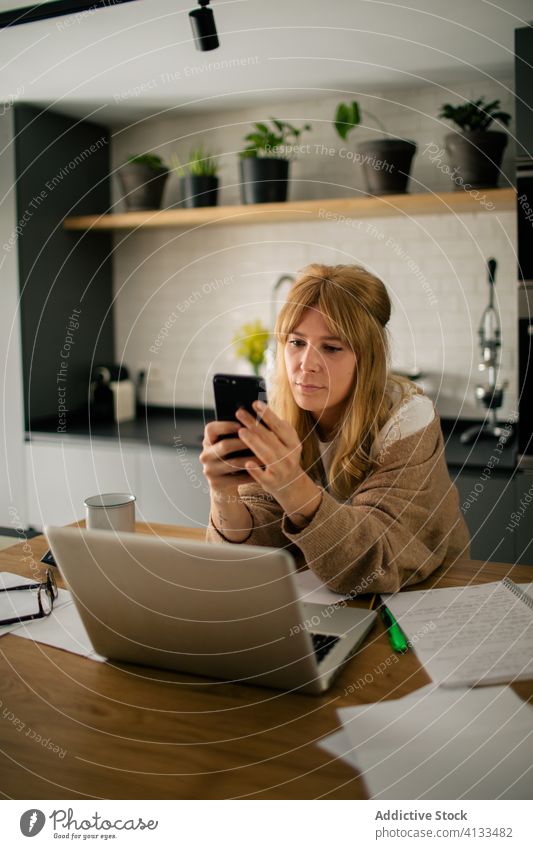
205, 412, 470, 595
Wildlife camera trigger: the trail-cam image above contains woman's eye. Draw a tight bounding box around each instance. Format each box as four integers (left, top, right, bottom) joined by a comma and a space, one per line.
288, 339, 341, 352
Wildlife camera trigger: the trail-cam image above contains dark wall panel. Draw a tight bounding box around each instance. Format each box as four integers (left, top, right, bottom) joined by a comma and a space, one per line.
516, 26, 533, 160
14, 104, 114, 427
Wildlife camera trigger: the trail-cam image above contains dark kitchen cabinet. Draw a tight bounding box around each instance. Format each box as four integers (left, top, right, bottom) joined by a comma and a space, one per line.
452, 469, 516, 564
450, 467, 533, 566
513, 471, 533, 566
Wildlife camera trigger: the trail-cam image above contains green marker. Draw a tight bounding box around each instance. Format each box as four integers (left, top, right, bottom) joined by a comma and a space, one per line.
380, 605, 409, 653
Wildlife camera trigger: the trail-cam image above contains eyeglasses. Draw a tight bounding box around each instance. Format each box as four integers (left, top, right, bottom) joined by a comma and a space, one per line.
0, 569, 58, 627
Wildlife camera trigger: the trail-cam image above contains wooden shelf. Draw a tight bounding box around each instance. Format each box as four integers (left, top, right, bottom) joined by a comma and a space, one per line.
63, 188, 516, 232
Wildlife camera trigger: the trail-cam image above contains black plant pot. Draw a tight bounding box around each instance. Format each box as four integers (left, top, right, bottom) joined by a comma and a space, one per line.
239, 157, 290, 204
118, 164, 169, 210
355, 139, 417, 195
179, 175, 219, 208
444, 131, 508, 189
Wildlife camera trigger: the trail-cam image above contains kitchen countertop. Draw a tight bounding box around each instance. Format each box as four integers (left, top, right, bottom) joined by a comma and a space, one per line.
27, 406, 213, 451
440, 417, 516, 472
27, 405, 518, 472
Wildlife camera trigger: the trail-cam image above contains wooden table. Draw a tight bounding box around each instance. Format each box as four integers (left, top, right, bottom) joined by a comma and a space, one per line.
0, 523, 531, 800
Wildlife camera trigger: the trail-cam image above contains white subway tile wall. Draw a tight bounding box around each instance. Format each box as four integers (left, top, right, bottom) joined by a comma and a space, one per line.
111, 79, 517, 419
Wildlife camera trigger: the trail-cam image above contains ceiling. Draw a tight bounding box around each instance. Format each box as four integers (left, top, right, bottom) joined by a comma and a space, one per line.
0, 0, 530, 124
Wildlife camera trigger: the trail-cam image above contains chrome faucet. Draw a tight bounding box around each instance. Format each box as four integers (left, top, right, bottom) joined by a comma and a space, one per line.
270, 274, 296, 330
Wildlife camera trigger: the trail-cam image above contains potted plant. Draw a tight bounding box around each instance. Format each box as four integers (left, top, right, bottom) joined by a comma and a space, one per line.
117, 153, 169, 210
334, 101, 417, 195
232, 320, 270, 376
171, 145, 220, 208
239, 118, 312, 204
438, 97, 511, 189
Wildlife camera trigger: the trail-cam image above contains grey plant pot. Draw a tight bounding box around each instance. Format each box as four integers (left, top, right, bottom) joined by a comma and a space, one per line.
444, 131, 508, 189
355, 139, 417, 195
117, 163, 169, 210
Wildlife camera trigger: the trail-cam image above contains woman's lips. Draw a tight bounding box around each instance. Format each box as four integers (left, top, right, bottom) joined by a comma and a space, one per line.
295, 382, 324, 393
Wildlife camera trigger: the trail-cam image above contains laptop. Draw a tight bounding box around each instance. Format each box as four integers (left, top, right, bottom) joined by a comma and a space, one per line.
45, 526, 376, 694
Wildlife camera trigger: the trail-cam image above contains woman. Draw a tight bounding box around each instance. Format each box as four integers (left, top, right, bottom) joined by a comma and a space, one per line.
201, 263, 470, 595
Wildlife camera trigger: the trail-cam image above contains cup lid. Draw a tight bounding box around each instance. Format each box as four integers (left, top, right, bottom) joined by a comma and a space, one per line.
84, 492, 136, 508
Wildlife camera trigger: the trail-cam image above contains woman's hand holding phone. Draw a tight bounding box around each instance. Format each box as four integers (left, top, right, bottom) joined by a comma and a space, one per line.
235, 401, 304, 498
236, 401, 323, 528
200, 420, 254, 497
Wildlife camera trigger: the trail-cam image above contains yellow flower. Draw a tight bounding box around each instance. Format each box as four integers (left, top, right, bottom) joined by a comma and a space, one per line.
232, 320, 270, 375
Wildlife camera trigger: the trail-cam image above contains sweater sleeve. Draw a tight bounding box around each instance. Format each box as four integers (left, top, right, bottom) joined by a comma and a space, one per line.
280, 417, 470, 595
205, 482, 288, 547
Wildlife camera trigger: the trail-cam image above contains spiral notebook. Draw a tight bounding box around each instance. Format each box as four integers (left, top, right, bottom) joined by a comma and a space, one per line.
382, 579, 533, 687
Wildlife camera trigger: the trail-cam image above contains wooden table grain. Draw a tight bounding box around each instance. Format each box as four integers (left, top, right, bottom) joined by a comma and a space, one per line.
0, 523, 531, 800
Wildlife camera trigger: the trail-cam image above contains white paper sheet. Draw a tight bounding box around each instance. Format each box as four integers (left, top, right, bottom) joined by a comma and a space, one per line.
318, 728, 356, 762
382, 581, 533, 687
11, 601, 106, 662
331, 686, 533, 799
518, 582, 533, 599
318, 685, 437, 767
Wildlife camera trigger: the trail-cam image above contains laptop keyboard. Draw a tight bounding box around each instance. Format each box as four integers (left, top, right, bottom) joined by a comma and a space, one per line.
311, 633, 340, 663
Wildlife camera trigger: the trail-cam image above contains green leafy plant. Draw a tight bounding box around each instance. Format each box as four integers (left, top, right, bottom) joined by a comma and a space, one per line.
438, 98, 511, 132
170, 145, 219, 178
232, 320, 270, 376
240, 118, 312, 159
126, 153, 168, 170
333, 100, 387, 141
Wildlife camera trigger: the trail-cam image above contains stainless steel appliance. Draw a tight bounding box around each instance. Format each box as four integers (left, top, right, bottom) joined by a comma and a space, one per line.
461, 259, 510, 444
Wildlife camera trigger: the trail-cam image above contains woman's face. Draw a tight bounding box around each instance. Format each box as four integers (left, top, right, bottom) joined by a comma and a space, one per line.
284, 307, 356, 436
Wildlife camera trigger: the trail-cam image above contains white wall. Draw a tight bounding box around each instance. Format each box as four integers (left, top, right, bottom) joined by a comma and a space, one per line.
110, 78, 517, 419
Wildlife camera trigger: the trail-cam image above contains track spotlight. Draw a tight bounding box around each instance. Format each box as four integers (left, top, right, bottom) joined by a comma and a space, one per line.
189, 0, 219, 52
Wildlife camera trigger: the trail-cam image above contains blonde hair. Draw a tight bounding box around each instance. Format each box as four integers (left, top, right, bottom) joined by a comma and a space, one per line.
271, 263, 412, 500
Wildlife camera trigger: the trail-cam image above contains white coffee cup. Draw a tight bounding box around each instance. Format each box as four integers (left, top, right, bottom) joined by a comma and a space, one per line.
84, 493, 136, 532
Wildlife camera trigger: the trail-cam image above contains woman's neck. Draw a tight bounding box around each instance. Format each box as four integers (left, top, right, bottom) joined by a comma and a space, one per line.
315, 419, 337, 442
311, 399, 350, 442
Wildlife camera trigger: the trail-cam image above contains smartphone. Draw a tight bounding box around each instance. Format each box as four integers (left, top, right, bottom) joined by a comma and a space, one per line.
213, 373, 267, 460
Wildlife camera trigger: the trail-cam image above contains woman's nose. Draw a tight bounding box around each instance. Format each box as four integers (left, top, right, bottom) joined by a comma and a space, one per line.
299, 344, 321, 372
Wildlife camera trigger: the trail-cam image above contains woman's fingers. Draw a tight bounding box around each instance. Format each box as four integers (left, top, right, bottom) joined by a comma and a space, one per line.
200, 420, 258, 494
213, 436, 250, 459
244, 461, 267, 484
253, 400, 281, 426
200, 438, 251, 472
201, 448, 252, 483
236, 407, 296, 466
204, 420, 240, 446
252, 401, 296, 446
238, 427, 275, 465
235, 407, 279, 447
